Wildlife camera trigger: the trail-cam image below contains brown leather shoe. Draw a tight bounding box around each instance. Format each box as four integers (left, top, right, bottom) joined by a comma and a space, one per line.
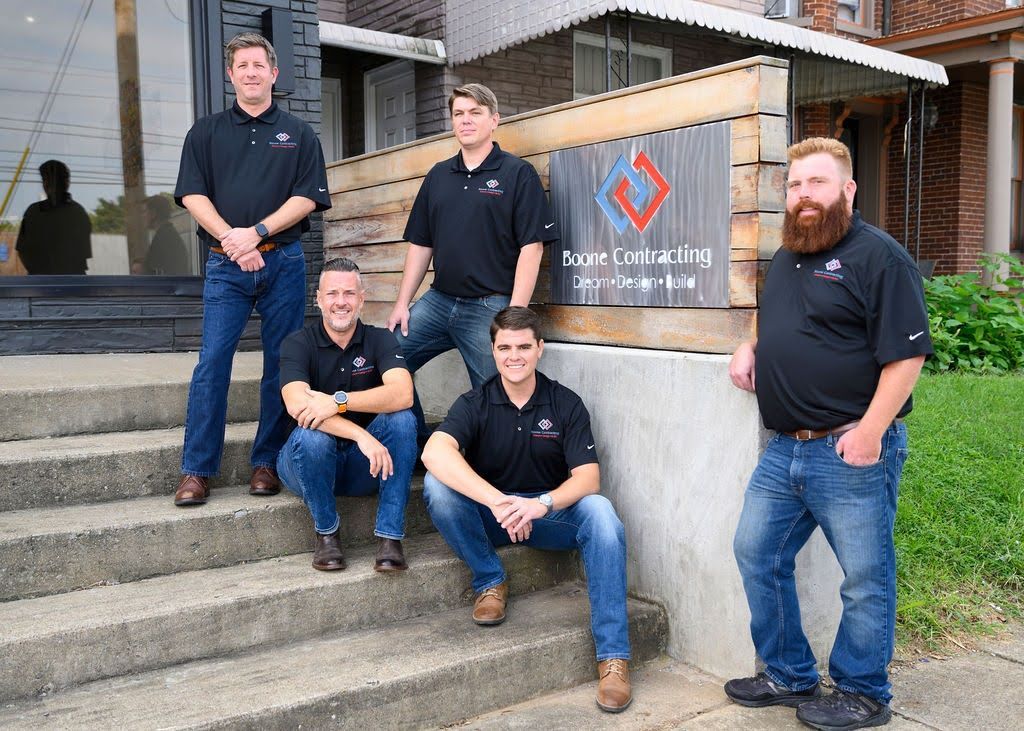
312, 530, 346, 571
374, 538, 408, 572
249, 466, 280, 496
472, 581, 508, 625
174, 475, 209, 506
596, 658, 632, 712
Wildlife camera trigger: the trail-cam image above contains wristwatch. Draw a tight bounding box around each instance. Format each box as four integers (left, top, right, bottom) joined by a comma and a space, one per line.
333, 390, 348, 413
538, 493, 553, 515
254, 222, 269, 239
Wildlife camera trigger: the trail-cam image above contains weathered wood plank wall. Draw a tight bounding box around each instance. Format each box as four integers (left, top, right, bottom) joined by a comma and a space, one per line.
325, 56, 789, 354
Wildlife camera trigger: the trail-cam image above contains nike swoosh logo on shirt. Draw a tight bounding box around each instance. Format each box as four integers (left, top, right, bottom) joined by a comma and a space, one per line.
908, 331, 925, 340
587, 444, 595, 450
318, 187, 327, 192
545, 223, 555, 229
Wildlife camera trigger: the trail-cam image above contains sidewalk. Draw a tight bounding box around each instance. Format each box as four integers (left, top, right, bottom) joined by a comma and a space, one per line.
455, 626, 1023, 730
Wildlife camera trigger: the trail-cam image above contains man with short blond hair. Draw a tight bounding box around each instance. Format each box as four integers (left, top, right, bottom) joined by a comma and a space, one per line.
172, 31, 331, 507
725, 138, 932, 730
387, 83, 558, 440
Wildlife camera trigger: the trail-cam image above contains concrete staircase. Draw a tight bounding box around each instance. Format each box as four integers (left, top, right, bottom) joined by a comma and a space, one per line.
0, 352, 667, 729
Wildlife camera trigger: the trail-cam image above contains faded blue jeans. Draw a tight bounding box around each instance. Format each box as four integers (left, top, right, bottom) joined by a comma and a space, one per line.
276, 410, 417, 537
423, 473, 631, 661
732, 423, 909, 703
182, 241, 306, 476
394, 288, 510, 438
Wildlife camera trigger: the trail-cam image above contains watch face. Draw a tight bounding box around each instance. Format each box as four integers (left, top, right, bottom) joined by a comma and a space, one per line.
540, 494, 553, 507
256, 223, 268, 237
333, 391, 348, 405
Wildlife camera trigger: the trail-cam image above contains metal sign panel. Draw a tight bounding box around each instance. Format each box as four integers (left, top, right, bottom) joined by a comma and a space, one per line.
549, 122, 731, 307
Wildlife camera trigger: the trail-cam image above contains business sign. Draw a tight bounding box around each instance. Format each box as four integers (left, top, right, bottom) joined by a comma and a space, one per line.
549, 122, 731, 307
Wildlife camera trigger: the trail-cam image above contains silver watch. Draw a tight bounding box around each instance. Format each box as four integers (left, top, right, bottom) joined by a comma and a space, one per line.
538, 493, 553, 514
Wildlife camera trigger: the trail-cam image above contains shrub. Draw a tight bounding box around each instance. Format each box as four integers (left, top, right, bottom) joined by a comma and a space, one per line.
923, 254, 1024, 374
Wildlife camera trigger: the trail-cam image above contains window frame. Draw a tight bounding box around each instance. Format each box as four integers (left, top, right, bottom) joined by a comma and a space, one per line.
572, 30, 672, 100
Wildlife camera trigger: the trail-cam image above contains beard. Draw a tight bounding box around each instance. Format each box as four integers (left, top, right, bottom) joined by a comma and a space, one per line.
782, 194, 853, 255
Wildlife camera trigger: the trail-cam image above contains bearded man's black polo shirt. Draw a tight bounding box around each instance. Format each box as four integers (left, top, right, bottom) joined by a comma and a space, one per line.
279, 320, 408, 432
437, 371, 598, 493
403, 142, 559, 297
755, 211, 933, 432
174, 101, 331, 246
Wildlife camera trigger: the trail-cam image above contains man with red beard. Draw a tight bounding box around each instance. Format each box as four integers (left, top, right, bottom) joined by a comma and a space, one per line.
725, 138, 931, 730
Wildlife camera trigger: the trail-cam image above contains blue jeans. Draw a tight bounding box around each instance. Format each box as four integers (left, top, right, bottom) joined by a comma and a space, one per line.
394, 289, 510, 437
732, 423, 909, 703
423, 473, 631, 661
276, 410, 417, 537
182, 242, 306, 476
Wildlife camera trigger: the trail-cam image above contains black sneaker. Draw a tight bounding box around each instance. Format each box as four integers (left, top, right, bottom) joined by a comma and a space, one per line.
724, 672, 822, 708
796, 690, 892, 730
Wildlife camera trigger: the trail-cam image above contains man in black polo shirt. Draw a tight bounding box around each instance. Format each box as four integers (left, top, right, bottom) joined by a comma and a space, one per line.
386, 83, 558, 436
726, 138, 931, 731
277, 258, 416, 571
422, 307, 632, 713
172, 32, 330, 507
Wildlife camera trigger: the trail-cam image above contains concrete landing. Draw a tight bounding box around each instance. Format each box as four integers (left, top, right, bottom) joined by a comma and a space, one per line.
458, 627, 1024, 731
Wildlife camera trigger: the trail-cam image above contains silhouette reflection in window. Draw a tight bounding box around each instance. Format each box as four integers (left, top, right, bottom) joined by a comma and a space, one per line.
140, 194, 189, 275
15, 160, 92, 275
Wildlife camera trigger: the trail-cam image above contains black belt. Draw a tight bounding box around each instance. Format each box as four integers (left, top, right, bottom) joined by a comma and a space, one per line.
782, 418, 903, 441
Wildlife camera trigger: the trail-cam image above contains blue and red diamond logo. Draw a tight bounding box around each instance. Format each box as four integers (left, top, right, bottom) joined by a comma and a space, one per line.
595, 151, 671, 234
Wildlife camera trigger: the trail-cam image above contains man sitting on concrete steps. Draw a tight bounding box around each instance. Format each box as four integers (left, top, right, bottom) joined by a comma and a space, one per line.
421, 306, 633, 713
277, 258, 417, 572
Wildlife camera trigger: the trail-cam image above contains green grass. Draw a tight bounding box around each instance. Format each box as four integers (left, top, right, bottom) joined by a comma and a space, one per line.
896, 372, 1024, 652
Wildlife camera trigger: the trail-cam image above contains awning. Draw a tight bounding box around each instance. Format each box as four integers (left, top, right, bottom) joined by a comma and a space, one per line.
319, 21, 447, 65
445, 0, 948, 88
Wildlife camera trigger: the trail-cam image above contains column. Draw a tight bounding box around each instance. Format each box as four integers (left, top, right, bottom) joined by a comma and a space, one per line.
985, 58, 1015, 260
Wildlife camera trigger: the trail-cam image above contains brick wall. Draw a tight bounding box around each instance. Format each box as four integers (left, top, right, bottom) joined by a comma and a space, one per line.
887, 0, 1005, 35
884, 81, 987, 274
319, 0, 344, 24
222, 0, 325, 309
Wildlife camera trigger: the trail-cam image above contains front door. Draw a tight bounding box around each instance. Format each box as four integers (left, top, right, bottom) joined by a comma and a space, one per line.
364, 61, 415, 153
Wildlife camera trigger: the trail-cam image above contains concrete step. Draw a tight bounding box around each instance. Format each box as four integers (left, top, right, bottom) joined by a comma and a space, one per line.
0, 422, 256, 512
0, 352, 262, 441
0, 584, 667, 730
0, 482, 434, 602
0, 533, 578, 703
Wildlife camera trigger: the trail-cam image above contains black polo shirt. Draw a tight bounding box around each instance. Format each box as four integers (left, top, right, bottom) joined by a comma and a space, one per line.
279, 320, 408, 432
437, 371, 598, 493
755, 212, 933, 432
174, 101, 331, 245
403, 142, 558, 297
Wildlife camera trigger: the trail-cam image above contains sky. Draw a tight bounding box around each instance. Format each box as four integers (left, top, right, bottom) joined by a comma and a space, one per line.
0, 0, 192, 221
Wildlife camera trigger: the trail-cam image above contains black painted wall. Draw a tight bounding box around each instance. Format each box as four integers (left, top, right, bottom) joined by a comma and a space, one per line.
0, 1, 324, 355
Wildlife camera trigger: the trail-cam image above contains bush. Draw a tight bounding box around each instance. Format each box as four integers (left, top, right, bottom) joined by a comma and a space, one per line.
923, 254, 1024, 374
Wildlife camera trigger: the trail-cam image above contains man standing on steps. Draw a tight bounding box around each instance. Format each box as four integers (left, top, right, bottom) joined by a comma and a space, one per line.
386, 83, 558, 439
726, 137, 931, 731
277, 258, 417, 572
172, 32, 331, 507
421, 306, 632, 713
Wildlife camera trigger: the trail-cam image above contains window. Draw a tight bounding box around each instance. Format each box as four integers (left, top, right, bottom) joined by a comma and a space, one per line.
573, 31, 671, 99
837, 0, 870, 27
764, 0, 798, 19
0, 1, 197, 277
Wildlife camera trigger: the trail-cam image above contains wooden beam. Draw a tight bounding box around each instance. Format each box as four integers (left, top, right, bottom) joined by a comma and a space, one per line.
732, 114, 787, 165
325, 241, 419, 273
731, 163, 785, 213
731, 211, 783, 259
325, 211, 408, 247
729, 261, 758, 308
533, 305, 756, 354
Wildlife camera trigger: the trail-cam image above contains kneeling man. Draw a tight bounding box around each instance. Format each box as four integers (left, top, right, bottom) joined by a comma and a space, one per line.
422, 306, 632, 712
278, 258, 417, 572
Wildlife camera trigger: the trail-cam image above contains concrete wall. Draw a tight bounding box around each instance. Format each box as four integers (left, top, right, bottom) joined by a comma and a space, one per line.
417, 344, 844, 680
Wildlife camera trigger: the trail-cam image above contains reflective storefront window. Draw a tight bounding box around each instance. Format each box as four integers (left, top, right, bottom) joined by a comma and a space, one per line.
0, 1, 196, 276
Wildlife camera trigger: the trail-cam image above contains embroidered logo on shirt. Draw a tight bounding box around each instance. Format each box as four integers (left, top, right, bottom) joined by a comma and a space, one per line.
486, 179, 499, 188
269, 131, 298, 149
351, 355, 374, 376
538, 418, 553, 430
531, 416, 560, 440
825, 258, 842, 271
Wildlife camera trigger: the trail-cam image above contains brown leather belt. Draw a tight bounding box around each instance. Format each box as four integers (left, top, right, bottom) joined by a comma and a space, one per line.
782, 418, 903, 441
209, 242, 278, 255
